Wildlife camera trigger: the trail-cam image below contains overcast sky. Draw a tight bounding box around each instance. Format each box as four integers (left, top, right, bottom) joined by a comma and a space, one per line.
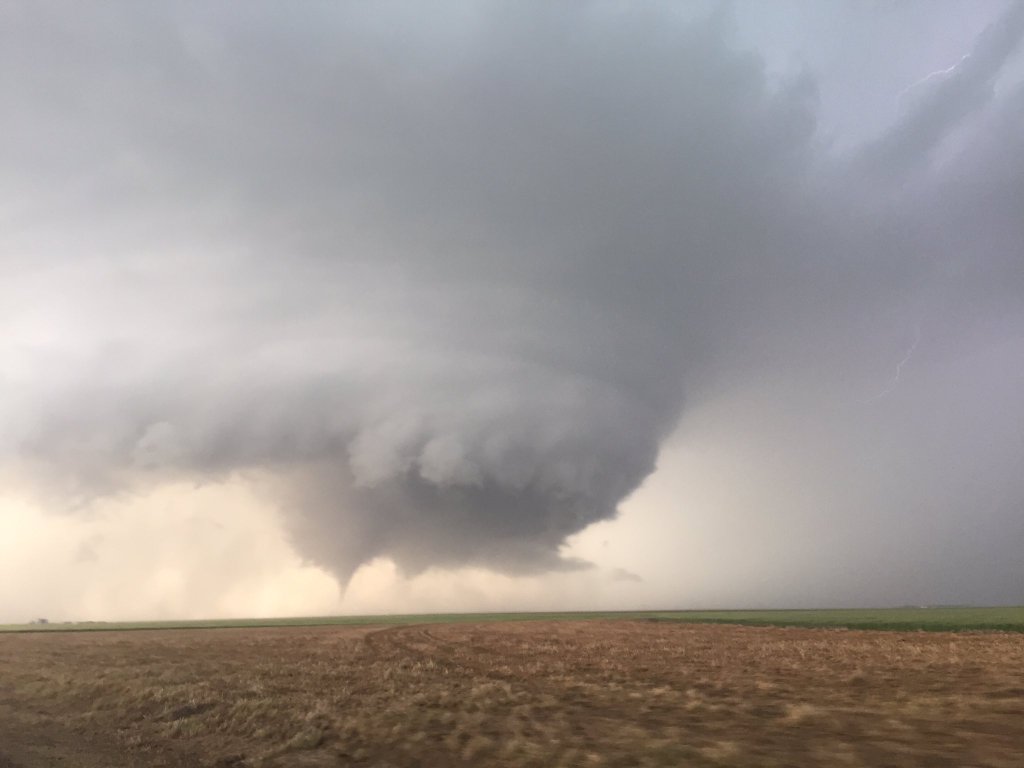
2, 1, 1022, 622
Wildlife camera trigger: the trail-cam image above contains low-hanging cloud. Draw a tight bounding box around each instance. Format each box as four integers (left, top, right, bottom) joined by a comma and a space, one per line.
2, 1, 1022, 594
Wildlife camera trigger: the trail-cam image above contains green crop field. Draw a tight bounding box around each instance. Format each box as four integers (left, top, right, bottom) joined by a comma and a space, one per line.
0, 611, 635, 633
2, 605, 1023, 634
642, 605, 1024, 632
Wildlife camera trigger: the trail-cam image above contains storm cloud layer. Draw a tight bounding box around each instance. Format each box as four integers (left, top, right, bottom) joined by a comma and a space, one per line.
2, 2, 1023, 594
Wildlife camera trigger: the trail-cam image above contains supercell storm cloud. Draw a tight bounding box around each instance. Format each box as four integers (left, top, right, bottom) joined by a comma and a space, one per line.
1, 2, 1022, 596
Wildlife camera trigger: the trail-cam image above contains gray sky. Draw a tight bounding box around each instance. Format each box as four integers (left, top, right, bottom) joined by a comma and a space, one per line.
1, 1, 1022, 621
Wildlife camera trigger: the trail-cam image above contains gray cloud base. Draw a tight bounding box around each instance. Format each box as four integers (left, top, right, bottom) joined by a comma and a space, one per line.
2, 2, 1022, 595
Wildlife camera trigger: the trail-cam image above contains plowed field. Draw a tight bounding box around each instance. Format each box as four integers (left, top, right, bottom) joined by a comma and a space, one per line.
1, 621, 1022, 767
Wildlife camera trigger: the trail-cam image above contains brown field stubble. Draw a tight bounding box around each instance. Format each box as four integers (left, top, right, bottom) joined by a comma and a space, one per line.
0, 621, 1022, 767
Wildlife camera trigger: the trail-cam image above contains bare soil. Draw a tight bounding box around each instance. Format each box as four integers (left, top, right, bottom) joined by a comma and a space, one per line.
1, 621, 1022, 767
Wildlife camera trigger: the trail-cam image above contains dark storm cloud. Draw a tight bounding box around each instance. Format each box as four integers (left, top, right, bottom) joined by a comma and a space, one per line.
2, 1, 1022, 595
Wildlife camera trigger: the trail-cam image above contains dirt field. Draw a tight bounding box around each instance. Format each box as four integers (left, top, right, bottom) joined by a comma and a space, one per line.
1, 621, 1022, 767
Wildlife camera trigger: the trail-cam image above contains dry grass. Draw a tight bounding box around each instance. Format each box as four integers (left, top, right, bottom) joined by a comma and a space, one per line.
1, 621, 1023, 767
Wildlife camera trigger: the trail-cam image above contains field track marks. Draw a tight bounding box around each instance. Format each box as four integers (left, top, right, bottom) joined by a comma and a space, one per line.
360, 622, 542, 680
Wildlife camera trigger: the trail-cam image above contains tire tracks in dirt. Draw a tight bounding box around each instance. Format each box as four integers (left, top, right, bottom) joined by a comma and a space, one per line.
360, 623, 531, 681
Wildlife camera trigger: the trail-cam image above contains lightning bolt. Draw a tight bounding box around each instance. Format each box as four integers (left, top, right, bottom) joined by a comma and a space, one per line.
864, 323, 921, 403
895, 55, 970, 112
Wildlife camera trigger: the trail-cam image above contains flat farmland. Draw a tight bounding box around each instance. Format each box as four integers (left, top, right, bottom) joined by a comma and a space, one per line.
1, 621, 1022, 768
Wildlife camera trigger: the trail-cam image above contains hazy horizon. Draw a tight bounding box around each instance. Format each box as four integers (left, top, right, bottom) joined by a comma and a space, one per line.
2, 0, 1023, 623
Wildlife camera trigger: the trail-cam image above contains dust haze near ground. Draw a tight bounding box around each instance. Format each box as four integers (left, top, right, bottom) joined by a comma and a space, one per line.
1, 1, 1023, 618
